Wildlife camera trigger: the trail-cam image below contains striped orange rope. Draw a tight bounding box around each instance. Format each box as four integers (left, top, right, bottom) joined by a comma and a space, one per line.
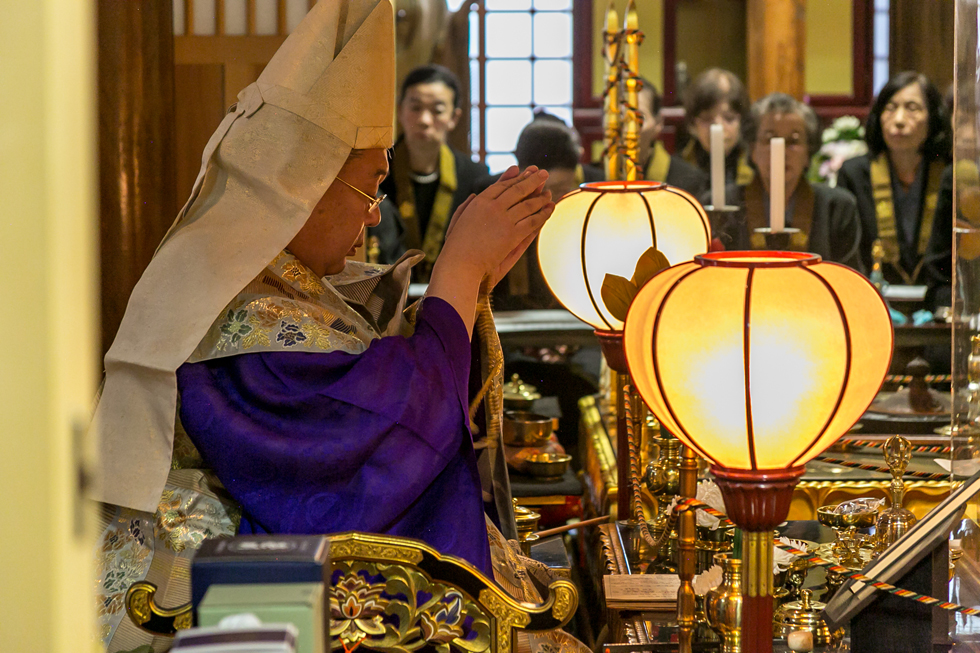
815, 455, 949, 481
846, 439, 951, 455
672, 498, 978, 616
773, 542, 980, 617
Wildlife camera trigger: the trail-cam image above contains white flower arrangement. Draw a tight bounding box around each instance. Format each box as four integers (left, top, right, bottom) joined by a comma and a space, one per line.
810, 115, 868, 187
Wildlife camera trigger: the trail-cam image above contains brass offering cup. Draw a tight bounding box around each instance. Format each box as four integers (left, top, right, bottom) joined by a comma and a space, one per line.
523, 453, 571, 480
502, 411, 555, 447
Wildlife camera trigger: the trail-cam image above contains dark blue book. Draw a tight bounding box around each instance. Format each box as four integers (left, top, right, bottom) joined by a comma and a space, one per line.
190, 535, 330, 611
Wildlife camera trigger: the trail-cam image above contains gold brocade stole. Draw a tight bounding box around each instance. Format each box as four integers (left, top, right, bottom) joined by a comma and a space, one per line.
392, 141, 458, 268
744, 177, 814, 251
870, 154, 942, 284
644, 141, 672, 182
681, 140, 755, 186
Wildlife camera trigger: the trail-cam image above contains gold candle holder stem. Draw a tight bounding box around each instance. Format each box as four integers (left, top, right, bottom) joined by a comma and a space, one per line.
677, 507, 697, 653
679, 444, 698, 499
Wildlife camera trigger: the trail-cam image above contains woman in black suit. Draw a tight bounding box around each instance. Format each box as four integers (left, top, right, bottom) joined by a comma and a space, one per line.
836, 71, 952, 290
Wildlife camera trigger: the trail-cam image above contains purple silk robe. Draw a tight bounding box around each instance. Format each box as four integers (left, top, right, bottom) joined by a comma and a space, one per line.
176, 298, 492, 575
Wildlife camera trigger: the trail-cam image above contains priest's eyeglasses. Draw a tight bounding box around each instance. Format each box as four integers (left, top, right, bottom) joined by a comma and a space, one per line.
336, 177, 386, 212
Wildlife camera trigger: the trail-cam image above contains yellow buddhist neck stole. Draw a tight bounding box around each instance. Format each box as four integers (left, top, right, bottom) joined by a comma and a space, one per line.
392, 140, 458, 273
870, 153, 942, 284
744, 176, 814, 251
681, 140, 755, 186
645, 141, 672, 182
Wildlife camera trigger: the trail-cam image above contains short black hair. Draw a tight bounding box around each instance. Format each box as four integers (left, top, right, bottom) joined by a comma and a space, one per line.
638, 77, 662, 115
399, 65, 462, 109
683, 68, 749, 132
515, 121, 580, 171
743, 93, 821, 158
865, 71, 951, 159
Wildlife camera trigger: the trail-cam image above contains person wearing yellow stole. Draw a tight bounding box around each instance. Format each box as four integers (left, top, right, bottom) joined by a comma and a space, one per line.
709, 93, 864, 272
679, 68, 755, 187
372, 65, 489, 279
837, 71, 952, 287
89, 3, 567, 650
636, 78, 707, 196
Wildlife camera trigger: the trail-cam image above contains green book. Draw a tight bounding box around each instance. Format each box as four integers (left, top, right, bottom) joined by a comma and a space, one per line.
198, 582, 324, 653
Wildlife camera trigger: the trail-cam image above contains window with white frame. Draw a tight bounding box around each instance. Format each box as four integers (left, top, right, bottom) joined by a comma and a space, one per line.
468, 0, 574, 173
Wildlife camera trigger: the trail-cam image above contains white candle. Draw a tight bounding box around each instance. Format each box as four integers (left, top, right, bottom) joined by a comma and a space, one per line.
770, 137, 785, 233
710, 123, 725, 209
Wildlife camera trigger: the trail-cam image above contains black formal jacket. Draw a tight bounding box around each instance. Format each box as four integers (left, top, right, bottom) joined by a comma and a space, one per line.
836, 153, 949, 284
707, 177, 865, 274
370, 144, 488, 265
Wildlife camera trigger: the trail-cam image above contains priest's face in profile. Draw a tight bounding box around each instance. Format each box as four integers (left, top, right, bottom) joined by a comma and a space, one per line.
692, 101, 741, 156
751, 112, 810, 198
287, 148, 388, 277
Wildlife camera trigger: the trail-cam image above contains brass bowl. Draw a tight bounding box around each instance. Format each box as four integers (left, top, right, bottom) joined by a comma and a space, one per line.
523, 453, 571, 479
502, 411, 555, 447
816, 505, 878, 529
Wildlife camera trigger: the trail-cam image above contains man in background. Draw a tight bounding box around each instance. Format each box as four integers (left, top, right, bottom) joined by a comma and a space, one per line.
371, 65, 488, 278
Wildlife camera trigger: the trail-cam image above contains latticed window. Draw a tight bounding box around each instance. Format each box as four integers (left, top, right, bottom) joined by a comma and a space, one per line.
468, 0, 575, 172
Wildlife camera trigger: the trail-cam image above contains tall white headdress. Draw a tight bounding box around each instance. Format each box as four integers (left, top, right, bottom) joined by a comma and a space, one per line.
93, 0, 395, 511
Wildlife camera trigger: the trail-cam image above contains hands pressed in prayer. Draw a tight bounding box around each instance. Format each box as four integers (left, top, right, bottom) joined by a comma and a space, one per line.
429, 165, 556, 336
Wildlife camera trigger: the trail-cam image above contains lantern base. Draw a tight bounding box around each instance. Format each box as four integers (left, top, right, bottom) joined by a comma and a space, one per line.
595, 329, 628, 374
710, 465, 806, 653
709, 465, 805, 531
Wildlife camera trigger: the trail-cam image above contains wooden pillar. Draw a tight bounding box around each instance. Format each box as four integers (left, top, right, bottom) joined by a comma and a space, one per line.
890, 0, 954, 90
98, 0, 178, 358
746, 0, 806, 100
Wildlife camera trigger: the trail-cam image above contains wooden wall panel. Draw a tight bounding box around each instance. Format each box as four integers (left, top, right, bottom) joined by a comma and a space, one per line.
746, 0, 806, 100
98, 0, 177, 357
173, 64, 227, 207
890, 0, 954, 92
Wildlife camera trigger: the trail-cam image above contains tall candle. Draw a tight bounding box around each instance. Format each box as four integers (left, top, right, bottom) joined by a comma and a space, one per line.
710, 123, 724, 209
770, 137, 785, 233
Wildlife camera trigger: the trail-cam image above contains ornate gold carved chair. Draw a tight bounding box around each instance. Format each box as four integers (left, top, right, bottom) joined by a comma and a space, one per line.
125, 531, 578, 653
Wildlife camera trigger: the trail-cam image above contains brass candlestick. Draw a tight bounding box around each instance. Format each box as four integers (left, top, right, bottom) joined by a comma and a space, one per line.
874, 435, 918, 555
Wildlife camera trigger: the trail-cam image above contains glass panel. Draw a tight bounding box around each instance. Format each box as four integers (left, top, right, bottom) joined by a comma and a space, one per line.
223, 0, 248, 35
486, 153, 519, 175
874, 0, 889, 10
486, 0, 532, 9
873, 60, 889, 96
254, 0, 278, 35
952, 5, 980, 646
533, 60, 572, 106
486, 13, 532, 58
534, 0, 572, 10
470, 59, 481, 105
486, 60, 532, 106
448, 0, 469, 11
486, 107, 534, 152
873, 12, 889, 58
533, 12, 572, 58
468, 7, 480, 58
471, 107, 481, 155
538, 106, 573, 125
192, 0, 217, 35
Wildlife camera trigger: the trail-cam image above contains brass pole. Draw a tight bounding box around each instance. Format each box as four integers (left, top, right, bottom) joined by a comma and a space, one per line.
623, 1, 642, 181
677, 507, 697, 653
679, 443, 699, 499
603, 2, 620, 181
